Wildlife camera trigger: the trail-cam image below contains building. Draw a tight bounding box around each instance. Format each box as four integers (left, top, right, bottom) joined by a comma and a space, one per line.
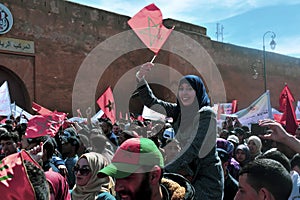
0, 0, 299, 118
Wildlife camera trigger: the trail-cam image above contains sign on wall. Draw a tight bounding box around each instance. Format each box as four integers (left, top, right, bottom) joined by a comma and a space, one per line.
0, 3, 13, 34
0, 37, 34, 54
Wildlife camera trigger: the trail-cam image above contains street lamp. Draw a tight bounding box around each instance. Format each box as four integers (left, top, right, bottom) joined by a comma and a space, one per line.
263, 31, 276, 92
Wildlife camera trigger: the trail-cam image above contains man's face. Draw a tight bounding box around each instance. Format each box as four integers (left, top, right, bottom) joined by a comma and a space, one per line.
0, 139, 18, 156
113, 125, 120, 135
100, 122, 110, 135
115, 171, 152, 200
234, 174, 260, 200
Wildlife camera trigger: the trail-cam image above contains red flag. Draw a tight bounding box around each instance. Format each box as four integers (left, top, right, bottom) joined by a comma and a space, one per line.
279, 84, 295, 112
137, 115, 144, 122
0, 150, 41, 199
97, 87, 116, 124
231, 100, 238, 114
32, 102, 52, 115
128, 3, 174, 54
26, 112, 66, 138
280, 93, 298, 135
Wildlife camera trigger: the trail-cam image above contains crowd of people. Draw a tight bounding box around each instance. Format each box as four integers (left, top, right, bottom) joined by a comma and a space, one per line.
0, 62, 300, 200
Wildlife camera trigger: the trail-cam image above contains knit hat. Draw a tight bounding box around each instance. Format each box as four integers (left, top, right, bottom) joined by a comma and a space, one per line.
97, 138, 164, 179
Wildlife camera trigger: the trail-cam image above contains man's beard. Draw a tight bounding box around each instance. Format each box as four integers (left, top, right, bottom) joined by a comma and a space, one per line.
118, 173, 152, 200
134, 173, 152, 200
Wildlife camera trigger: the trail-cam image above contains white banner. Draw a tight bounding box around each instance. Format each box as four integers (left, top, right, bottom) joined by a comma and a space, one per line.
221, 91, 272, 127
142, 105, 166, 122
236, 91, 272, 127
296, 101, 300, 119
0, 81, 11, 116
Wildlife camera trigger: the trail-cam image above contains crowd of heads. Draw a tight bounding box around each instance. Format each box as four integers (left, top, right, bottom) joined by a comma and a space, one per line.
0, 109, 299, 199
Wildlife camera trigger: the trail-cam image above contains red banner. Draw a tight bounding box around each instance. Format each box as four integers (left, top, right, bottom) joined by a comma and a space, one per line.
26, 111, 66, 138
231, 99, 238, 114
97, 87, 116, 124
0, 150, 41, 199
279, 85, 298, 134
279, 84, 295, 112
32, 102, 52, 115
128, 3, 173, 54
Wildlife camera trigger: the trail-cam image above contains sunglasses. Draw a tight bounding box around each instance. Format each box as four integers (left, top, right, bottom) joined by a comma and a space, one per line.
73, 166, 91, 176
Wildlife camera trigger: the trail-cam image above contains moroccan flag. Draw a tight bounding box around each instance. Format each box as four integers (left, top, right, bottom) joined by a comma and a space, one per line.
25, 111, 66, 138
231, 100, 238, 114
279, 85, 298, 134
279, 84, 295, 112
128, 3, 174, 54
0, 150, 41, 199
97, 87, 116, 124
32, 102, 52, 115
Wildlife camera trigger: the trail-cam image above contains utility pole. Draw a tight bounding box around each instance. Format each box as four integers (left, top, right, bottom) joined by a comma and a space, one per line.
216, 23, 224, 42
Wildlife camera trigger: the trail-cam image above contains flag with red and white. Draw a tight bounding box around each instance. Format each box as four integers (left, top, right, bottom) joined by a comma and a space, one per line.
32, 102, 52, 115
97, 87, 116, 124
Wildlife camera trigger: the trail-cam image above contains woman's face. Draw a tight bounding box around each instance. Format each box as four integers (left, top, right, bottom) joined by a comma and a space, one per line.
247, 140, 258, 155
74, 158, 92, 186
235, 149, 246, 163
178, 83, 196, 106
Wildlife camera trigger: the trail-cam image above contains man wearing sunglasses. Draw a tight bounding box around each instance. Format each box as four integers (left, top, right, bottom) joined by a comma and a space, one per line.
98, 138, 195, 200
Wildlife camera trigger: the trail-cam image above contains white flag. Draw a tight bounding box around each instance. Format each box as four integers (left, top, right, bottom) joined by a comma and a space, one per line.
142, 106, 166, 122
91, 109, 104, 123
296, 101, 300, 119
233, 91, 272, 127
15, 104, 32, 120
0, 81, 12, 116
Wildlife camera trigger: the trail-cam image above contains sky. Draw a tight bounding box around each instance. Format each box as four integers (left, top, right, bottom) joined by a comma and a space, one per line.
68, 0, 300, 59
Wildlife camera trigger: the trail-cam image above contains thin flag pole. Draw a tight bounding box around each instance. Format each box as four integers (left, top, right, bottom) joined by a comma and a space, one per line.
150, 54, 157, 63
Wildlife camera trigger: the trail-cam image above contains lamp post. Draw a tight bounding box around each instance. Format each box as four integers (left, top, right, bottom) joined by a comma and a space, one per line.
263, 31, 276, 92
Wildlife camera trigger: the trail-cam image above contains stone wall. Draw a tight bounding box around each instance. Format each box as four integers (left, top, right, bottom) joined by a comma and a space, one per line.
0, 0, 299, 117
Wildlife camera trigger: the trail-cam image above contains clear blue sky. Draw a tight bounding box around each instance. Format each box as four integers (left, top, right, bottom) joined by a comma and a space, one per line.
68, 0, 300, 58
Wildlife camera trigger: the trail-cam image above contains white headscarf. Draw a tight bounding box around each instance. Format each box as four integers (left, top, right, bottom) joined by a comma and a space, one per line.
72, 152, 114, 200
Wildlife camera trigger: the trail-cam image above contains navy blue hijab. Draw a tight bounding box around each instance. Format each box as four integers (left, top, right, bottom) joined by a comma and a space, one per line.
178, 75, 210, 108
173, 75, 211, 133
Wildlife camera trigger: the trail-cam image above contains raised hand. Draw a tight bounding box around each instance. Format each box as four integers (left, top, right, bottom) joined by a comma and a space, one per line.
136, 62, 154, 81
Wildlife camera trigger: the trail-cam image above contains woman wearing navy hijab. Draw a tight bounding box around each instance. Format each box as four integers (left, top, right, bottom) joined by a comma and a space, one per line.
136, 62, 224, 200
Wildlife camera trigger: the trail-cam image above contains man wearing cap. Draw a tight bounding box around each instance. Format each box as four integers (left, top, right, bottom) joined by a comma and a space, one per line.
98, 137, 195, 200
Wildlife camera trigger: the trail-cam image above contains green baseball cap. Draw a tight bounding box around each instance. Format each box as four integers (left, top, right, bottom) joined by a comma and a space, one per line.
97, 138, 164, 179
